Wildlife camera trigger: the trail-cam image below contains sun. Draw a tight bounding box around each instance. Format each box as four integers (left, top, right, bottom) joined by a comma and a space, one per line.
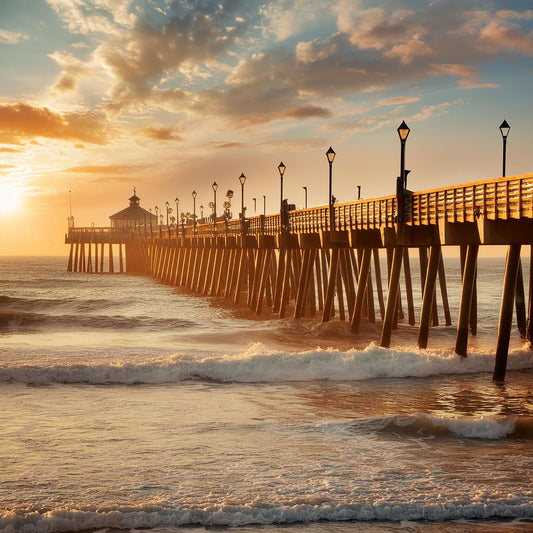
0, 183, 23, 215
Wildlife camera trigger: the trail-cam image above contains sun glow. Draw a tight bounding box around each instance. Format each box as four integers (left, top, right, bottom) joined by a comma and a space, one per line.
0, 183, 23, 215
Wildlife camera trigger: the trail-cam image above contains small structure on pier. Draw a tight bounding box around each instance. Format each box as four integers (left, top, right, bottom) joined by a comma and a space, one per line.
110, 189, 156, 229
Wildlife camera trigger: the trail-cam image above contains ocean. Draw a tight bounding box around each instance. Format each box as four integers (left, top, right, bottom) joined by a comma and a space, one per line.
0, 255, 532, 533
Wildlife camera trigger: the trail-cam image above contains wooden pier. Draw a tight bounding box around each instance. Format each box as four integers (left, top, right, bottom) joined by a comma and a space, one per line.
66, 173, 533, 381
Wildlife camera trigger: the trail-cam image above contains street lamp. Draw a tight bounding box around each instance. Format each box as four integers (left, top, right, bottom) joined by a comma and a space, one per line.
155, 205, 159, 225
396, 121, 410, 225
165, 201, 169, 226
149, 207, 153, 232
175, 197, 179, 236
192, 190, 197, 234
326, 147, 336, 230
200, 205, 204, 221
212, 181, 218, 234
397, 120, 410, 188
278, 161, 286, 231
263, 195, 266, 216
499, 119, 510, 177
252, 197, 257, 213
239, 173, 246, 235
302, 186, 308, 209
357, 185, 361, 200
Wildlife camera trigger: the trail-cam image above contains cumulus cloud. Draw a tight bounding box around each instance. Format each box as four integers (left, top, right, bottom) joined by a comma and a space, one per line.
0, 103, 110, 145
48, 51, 90, 93
35, 1, 533, 131
45, 0, 135, 34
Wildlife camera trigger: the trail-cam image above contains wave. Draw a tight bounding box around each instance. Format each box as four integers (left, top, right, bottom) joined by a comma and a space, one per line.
1, 344, 532, 385
2, 501, 533, 533
0, 310, 196, 333
359, 413, 533, 440
0, 295, 126, 314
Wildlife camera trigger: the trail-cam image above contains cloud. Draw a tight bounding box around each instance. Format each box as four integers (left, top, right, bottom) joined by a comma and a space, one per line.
378, 96, 420, 106
48, 51, 90, 93
44, 0, 135, 34
62, 164, 145, 173
95, 2, 250, 112
281, 105, 332, 119
0, 29, 29, 44
141, 126, 184, 141
0, 103, 110, 145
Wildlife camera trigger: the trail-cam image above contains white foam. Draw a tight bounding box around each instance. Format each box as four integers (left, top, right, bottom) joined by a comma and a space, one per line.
2, 500, 533, 533
0, 343, 532, 384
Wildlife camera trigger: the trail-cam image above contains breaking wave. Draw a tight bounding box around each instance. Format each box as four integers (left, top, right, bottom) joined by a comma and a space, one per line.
2, 500, 533, 533
1, 343, 532, 385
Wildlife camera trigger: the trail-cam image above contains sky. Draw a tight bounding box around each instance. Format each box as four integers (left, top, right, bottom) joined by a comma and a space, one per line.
0, 0, 532, 255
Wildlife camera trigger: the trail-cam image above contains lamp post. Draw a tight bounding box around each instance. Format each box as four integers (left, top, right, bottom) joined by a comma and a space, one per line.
192, 190, 197, 234
212, 181, 218, 234
155, 205, 159, 225
303, 186, 307, 209
357, 185, 361, 200
397, 120, 410, 188
500, 120, 510, 177
263, 195, 266, 216
175, 197, 179, 236
252, 197, 256, 213
397, 121, 410, 224
165, 201, 170, 226
326, 147, 336, 230
239, 173, 246, 235
278, 161, 286, 231
149, 208, 153, 233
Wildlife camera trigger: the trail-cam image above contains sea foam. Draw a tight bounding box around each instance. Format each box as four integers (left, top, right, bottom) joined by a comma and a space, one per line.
0, 343, 532, 385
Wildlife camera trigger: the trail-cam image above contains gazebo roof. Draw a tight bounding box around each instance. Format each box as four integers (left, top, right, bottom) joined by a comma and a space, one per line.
109, 188, 156, 220
109, 204, 155, 220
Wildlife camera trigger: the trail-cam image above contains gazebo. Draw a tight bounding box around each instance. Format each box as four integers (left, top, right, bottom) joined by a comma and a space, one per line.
109, 189, 156, 228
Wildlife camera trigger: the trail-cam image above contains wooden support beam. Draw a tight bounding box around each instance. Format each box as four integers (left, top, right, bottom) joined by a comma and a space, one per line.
437, 250, 452, 326
67, 243, 74, 272
380, 247, 403, 348
322, 248, 339, 322
418, 245, 441, 349
100, 242, 104, 273
350, 247, 372, 334
294, 249, 312, 318
94, 242, 99, 273
373, 248, 385, 320
455, 244, 479, 357
108, 243, 114, 273
493, 243, 521, 381
336, 266, 345, 321
515, 258, 527, 338
279, 249, 293, 318
526, 245, 533, 348
273, 249, 285, 313
403, 248, 415, 326
119, 244, 124, 273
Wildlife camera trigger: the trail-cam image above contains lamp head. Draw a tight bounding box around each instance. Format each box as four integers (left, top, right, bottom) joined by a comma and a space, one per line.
175, 197, 179, 203
326, 147, 336, 163
192, 190, 197, 199
239, 173, 246, 185
499, 119, 510, 139
212, 181, 218, 191
397, 120, 410, 142
278, 161, 286, 177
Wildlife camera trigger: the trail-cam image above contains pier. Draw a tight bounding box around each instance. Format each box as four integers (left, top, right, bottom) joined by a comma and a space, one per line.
66, 172, 533, 382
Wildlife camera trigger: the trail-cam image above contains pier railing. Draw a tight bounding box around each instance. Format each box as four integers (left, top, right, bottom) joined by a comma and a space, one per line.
67, 173, 533, 241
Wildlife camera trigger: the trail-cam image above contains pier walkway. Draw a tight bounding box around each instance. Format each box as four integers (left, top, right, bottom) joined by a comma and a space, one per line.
66, 173, 533, 381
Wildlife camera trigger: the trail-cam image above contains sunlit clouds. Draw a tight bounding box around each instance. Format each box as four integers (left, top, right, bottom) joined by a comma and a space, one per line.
0, 0, 532, 254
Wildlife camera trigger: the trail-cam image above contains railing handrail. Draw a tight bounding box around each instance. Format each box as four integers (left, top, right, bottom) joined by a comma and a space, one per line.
66, 173, 533, 239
